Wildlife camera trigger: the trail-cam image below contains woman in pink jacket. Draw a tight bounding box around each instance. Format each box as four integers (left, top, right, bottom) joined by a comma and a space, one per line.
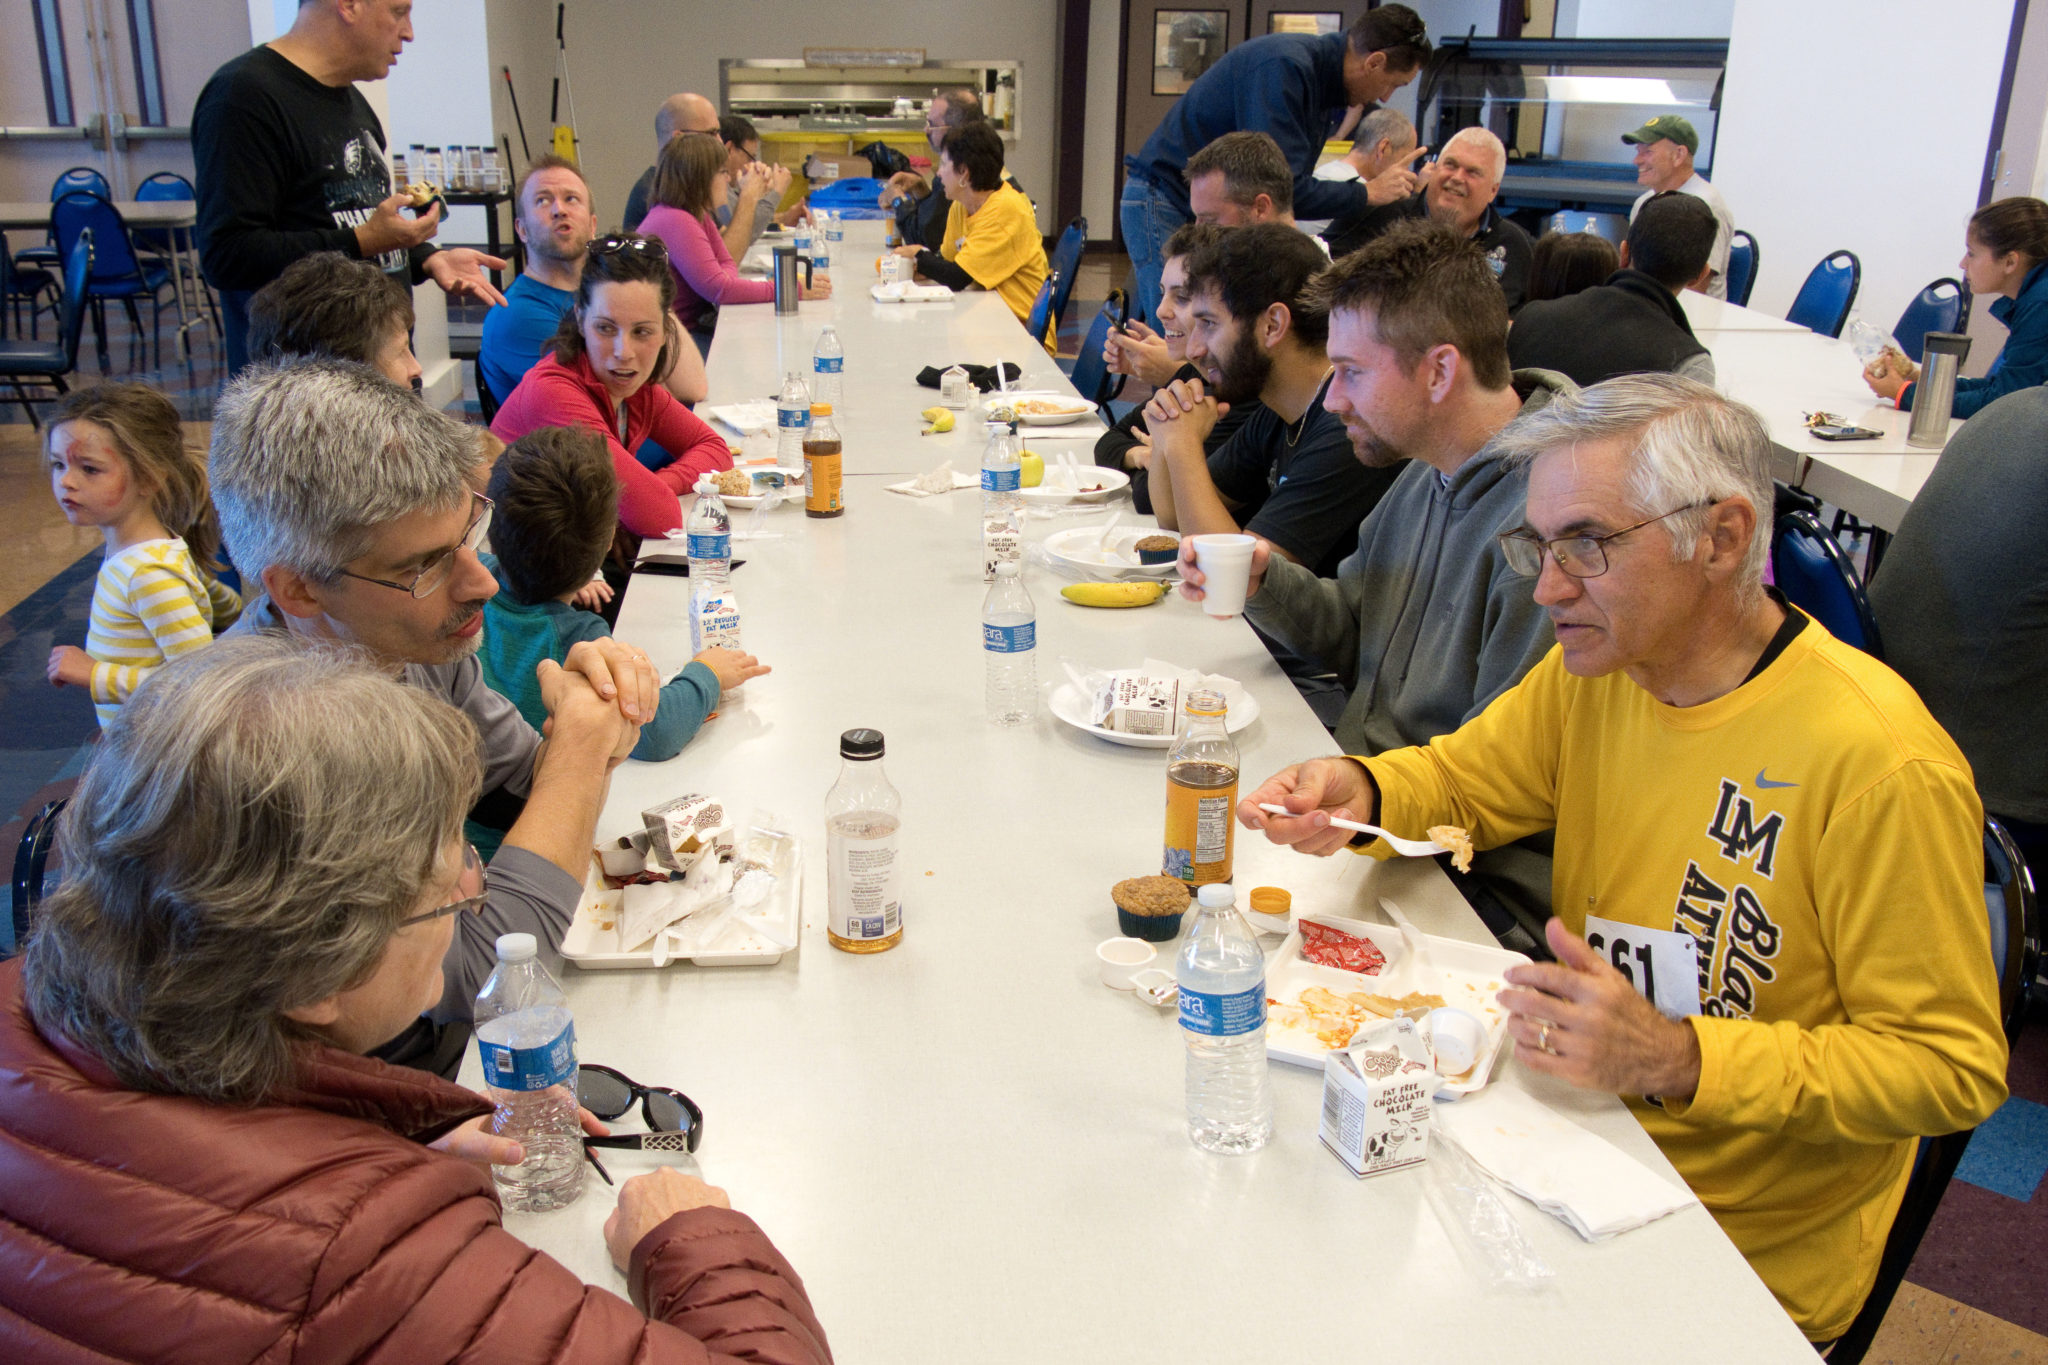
492, 235, 732, 538
0, 637, 834, 1365
640, 135, 829, 353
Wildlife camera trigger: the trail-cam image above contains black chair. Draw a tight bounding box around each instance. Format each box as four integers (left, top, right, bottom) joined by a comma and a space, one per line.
0, 228, 93, 428
1826, 817, 2038, 1364
1044, 216, 1088, 331
1065, 290, 1129, 414
8, 798, 68, 959
1725, 230, 1759, 307
1786, 249, 1861, 338
1771, 510, 1882, 655
474, 361, 502, 425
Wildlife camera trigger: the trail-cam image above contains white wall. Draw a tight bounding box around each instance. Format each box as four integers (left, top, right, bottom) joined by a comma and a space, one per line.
1555, 0, 1735, 37
383, 0, 496, 243
1715, 0, 2009, 328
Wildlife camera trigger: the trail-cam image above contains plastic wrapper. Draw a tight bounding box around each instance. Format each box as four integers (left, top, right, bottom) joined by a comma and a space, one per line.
1422, 1129, 1555, 1290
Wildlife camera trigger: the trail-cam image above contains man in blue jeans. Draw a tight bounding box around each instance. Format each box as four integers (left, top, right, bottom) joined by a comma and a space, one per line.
1121, 4, 1430, 324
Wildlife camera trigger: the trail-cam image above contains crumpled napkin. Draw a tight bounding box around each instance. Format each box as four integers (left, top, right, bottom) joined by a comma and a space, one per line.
701, 401, 777, 437
886, 461, 979, 497
871, 282, 955, 303
1434, 1085, 1700, 1241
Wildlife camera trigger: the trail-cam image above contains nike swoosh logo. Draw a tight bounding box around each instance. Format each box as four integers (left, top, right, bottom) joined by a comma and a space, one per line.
1755, 768, 1799, 790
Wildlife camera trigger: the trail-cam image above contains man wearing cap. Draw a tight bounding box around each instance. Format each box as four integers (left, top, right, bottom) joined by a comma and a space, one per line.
1625, 115, 1734, 300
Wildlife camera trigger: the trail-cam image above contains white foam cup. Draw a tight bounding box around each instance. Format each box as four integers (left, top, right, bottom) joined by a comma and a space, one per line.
1423, 1006, 1487, 1077
1097, 936, 1158, 989
1189, 533, 1257, 617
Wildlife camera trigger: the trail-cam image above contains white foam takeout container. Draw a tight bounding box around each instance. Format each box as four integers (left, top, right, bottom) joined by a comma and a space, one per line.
1265, 909, 1529, 1099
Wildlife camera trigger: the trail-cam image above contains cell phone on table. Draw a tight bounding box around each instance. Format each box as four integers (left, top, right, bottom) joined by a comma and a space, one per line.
1810, 424, 1882, 441
637, 555, 746, 577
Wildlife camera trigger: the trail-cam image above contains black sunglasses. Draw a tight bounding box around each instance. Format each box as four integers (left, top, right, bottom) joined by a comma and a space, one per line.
577, 1064, 703, 1184
590, 234, 667, 261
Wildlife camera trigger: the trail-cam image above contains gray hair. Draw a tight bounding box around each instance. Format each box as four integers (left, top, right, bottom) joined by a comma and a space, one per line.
22, 635, 482, 1105
1494, 374, 1776, 604
1356, 107, 1417, 155
209, 359, 477, 583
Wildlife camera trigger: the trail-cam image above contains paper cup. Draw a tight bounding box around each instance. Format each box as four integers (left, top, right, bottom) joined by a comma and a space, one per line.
1097, 936, 1158, 989
1189, 533, 1257, 617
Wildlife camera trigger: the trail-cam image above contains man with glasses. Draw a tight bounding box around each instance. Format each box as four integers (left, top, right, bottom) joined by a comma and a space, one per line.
211, 359, 657, 1064
714, 114, 801, 258
623, 92, 722, 233
1176, 222, 1566, 937
1238, 371, 2008, 1348
880, 87, 989, 254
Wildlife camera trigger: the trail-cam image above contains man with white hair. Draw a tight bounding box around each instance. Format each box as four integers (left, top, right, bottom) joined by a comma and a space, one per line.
1325, 127, 1533, 310
1238, 373, 2009, 1346
623, 91, 722, 232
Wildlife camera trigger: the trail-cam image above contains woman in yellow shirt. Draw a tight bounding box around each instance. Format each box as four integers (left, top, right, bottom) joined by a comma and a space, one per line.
893, 122, 1052, 351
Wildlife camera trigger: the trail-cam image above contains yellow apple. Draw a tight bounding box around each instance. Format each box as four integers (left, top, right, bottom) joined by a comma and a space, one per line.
1020, 451, 1045, 488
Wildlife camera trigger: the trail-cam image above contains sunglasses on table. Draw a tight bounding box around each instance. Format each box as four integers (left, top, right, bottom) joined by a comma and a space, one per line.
577, 1063, 704, 1184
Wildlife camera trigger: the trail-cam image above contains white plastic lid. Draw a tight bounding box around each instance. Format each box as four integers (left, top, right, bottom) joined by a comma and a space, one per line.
495, 932, 537, 961
1197, 884, 1235, 908
695, 475, 715, 493
994, 561, 1019, 578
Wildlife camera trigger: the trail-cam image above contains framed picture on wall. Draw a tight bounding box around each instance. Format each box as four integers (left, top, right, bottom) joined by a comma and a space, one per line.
1153, 10, 1228, 95
1268, 12, 1342, 36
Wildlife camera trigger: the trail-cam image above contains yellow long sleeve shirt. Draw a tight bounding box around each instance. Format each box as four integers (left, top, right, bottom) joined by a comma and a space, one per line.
84, 538, 241, 726
1360, 618, 2008, 1341
943, 183, 1053, 353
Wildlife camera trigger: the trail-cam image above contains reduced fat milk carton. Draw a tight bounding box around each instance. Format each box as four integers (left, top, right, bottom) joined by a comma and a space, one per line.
1319, 1017, 1437, 1178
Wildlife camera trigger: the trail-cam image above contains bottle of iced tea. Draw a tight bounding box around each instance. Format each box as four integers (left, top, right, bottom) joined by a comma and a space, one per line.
804, 403, 843, 518
1164, 690, 1237, 887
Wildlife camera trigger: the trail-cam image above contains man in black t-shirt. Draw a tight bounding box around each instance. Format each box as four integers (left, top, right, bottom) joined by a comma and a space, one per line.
1143, 223, 1398, 579
194, 0, 505, 375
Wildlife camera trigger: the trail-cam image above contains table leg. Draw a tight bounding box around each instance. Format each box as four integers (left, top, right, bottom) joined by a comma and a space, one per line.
165, 228, 202, 356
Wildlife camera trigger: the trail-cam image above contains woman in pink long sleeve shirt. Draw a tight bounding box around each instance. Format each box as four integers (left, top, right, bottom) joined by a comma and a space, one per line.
491, 235, 732, 538
639, 135, 827, 347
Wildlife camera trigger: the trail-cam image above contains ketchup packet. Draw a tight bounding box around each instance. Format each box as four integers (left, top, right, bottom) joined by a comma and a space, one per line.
1299, 919, 1389, 976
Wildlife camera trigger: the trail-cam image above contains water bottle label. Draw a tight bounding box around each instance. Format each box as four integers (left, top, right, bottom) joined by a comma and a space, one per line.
814, 356, 843, 374
686, 532, 729, 560
982, 620, 1035, 653
478, 1020, 576, 1091
778, 407, 810, 431
1178, 984, 1266, 1037
981, 467, 1020, 493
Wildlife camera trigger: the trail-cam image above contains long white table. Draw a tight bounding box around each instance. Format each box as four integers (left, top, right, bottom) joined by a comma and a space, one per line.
1681, 291, 1810, 334
464, 223, 1815, 1364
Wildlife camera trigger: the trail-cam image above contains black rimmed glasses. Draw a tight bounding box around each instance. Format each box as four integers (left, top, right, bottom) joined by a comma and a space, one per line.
397, 844, 487, 928
590, 234, 668, 262
1496, 502, 1712, 580
577, 1064, 704, 1184
337, 492, 492, 599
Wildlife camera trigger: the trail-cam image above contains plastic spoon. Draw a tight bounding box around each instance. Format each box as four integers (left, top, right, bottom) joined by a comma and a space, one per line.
1255, 804, 1449, 857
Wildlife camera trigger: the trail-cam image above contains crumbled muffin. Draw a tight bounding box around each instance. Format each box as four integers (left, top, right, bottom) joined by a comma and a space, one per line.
713, 468, 754, 498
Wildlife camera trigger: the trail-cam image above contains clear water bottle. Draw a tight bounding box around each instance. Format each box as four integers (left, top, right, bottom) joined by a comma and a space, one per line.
686, 475, 732, 589
980, 420, 1023, 579
812, 325, 845, 413
776, 371, 812, 471
982, 561, 1036, 726
1177, 884, 1274, 1154
826, 728, 903, 954
474, 932, 586, 1210
822, 209, 845, 273
792, 220, 814, 262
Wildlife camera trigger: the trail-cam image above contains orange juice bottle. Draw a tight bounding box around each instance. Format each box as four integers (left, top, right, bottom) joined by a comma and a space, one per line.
804, 403, 843, 518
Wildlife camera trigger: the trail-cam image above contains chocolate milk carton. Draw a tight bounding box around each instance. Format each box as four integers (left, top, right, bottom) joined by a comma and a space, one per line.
1319, 1016, 1437, 1178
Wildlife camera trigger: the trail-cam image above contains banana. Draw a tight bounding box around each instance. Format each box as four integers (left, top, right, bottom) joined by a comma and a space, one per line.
1060, 581, 1168, 608
920, 407, 955, 435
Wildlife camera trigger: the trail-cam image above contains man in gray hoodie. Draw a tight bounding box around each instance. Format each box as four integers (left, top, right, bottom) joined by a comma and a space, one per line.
1179, 220, 1565, 939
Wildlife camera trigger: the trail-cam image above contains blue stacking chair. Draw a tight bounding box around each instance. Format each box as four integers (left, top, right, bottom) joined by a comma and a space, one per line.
51, 192, 174, 371
13, 166, 110, 274
132, 170, 220, 336
1065, 290, 1130, 413
1023, 276, 1056, 352
1772, 511, 1881, 655
7, 798, 68, 958
1786, 249, 1861, 337
1543, 209, 1626, 244
0, 228, 93, 427
1043, 216, 1088, 333
1891, 277, 1966, 363
1725, 230, 1758, 307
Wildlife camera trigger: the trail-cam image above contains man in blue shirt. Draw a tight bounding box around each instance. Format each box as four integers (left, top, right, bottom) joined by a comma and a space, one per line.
1121, 4, 1430, 325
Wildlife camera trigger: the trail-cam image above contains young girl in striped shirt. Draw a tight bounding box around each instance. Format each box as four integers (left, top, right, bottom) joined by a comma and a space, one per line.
45, 384, 241, 725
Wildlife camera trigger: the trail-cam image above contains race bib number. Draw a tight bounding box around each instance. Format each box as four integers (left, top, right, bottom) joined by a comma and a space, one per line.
1584, 914, 1700, 1018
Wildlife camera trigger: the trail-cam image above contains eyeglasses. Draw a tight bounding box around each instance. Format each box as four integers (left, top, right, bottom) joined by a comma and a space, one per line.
397, 844, 487, 928
577, 1063, 704, 1184
1496, 502, 1711, 579
590, 234, 668, 262
337, 492, 492, 599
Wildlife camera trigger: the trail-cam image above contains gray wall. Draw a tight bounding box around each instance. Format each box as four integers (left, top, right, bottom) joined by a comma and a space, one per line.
484, 0, 1060, 235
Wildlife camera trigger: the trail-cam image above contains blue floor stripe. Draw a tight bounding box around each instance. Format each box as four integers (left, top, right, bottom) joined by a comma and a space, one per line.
1954, 1095, 2048, 1202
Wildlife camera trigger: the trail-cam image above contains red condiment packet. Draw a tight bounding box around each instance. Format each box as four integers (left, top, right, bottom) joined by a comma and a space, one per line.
1298, 920, 1388, 976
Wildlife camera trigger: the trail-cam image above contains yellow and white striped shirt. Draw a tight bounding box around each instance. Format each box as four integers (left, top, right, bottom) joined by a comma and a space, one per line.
85, 538, 241, 725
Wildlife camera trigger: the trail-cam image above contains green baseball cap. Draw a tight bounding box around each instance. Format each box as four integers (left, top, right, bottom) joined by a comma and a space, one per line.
1622, 115, 1698, 153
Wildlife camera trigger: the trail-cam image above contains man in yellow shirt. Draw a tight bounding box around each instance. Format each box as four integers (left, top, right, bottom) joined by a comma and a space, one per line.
1222, 374, 2009, 1344
893, 121, 1050, 352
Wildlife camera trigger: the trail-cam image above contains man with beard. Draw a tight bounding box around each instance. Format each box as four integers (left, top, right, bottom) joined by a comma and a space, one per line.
211, 360, 660, 1041
1141, 223, 1395, 579
879, 87, 989, 253
478, 155, 706, 408
1176, 221, 1569, 941
1325, 127, 1534, 311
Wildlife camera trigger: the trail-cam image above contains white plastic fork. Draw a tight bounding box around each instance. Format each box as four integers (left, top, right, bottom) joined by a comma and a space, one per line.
1255, 803, 1449, 857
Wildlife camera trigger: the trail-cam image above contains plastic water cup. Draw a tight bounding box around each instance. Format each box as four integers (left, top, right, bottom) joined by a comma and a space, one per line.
1190, 534, 1257, 617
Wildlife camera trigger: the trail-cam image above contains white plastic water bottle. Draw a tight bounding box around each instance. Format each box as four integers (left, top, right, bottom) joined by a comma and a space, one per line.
980, 420, 1023, 579
776, 371, 812, 471
1177, 884, 1274, 1154
686, 475, 732, 589
474, 932, 586, 1210
792, 220, 814, 261
812, 325, 845, 413
821, 209, 845, 276
982, 561, 1036, 726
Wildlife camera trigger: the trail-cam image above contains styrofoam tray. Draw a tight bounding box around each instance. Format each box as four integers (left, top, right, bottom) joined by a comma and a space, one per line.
1264, 910, 1528, 1098
560, 832, 802, 969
